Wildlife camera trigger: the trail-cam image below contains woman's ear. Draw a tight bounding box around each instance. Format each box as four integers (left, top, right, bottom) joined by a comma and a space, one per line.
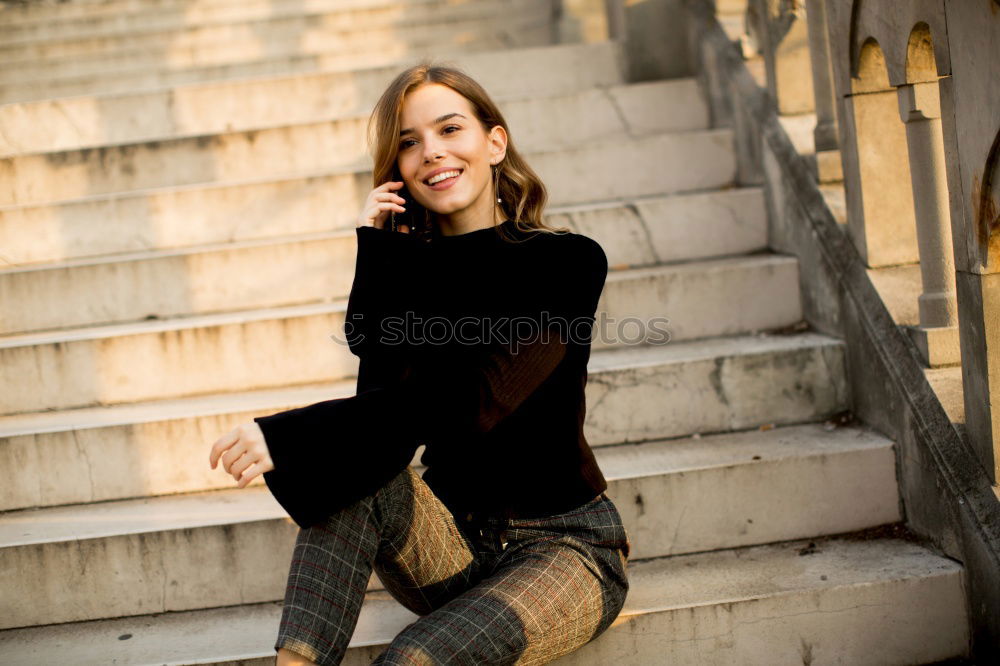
489, 125, 508, 165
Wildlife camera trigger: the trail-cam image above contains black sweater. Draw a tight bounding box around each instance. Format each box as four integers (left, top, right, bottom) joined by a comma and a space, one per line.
255, 219, 610, 529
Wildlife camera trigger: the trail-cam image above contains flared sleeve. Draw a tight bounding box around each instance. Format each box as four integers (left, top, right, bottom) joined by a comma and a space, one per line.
255, 231, 608, 528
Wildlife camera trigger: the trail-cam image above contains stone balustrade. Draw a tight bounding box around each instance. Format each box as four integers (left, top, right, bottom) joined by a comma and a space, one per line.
719, 0, 999, 484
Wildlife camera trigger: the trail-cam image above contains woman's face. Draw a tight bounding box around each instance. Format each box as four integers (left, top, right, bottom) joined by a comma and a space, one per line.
396, 83, 507, 225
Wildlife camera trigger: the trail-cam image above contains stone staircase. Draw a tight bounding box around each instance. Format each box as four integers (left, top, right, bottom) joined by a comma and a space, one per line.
0, 0, 969, 663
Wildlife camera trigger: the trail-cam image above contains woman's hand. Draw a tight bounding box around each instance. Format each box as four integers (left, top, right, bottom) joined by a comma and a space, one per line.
208, 422, 275, 489
357, 180, 410, 233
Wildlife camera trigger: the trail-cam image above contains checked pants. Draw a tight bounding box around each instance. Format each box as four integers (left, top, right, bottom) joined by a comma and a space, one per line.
274, 465, 631, 665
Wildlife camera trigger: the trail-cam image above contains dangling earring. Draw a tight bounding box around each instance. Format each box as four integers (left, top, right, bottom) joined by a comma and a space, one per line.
493, 162, 502, 204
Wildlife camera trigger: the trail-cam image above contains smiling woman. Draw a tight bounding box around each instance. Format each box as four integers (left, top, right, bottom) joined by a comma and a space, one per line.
392, 84, 505, 236
209, 61, 630, 666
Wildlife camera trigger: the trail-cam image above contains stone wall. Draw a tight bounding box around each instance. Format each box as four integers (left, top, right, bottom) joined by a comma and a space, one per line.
682, 0, 1000, 657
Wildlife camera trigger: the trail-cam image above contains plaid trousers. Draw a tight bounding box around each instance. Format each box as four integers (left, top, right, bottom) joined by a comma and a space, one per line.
275, 465, 631, 665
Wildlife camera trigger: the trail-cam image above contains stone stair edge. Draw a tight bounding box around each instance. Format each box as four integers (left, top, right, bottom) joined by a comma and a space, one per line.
0, 78, 701, 159
0, 0, 551, 58
0, 329, 841, 434
0, 184, 753, 271
1, 125, 731, 209
0, 15, 557, 101
0, 40, 620, 111
0, 251, 787, 343
0, 158, 365, 211
0, 191, 761, 277
0, 0, 554, 50
0, 38, 618, 106
0, 13, 560, 87
0, 0, 481, 31
0, 534, 963, 664
0, 226, 359, 273
0, 420, 893, 545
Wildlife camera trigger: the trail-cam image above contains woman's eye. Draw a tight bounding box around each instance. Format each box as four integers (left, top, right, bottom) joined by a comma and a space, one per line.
399, 126, 458, 149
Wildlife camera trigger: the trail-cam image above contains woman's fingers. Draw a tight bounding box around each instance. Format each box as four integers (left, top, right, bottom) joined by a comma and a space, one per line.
220, 440, 247, 474
379, 193, 406, 205
208, 428, 239, 469
357, 182, 408, 229
374, 190, 406, 203
235, 442, 275, 488
230, 450, 254, 482
237, 462, 264, 489
210, 422, 273, 488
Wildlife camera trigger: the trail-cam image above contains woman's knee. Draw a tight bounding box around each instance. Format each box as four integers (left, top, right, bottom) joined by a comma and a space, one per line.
371, 639, 440, 665
373, 615, 524, 666
275, 646, 319, 666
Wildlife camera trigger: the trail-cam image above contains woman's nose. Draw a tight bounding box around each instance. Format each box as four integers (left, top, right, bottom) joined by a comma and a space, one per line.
422, 138, 444, 162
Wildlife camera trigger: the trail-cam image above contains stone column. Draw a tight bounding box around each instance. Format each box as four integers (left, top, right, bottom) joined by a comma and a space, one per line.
604, 0, 626, 42
804, 0, 841, 183
805, 0, 837, 150
940, 0, 1000, 486
897, 81, 960, 367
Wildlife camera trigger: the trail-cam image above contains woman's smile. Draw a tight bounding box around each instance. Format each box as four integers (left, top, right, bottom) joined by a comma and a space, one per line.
424, 169, 463, 191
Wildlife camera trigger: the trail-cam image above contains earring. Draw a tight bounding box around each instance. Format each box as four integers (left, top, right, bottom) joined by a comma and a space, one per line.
493, 163, 502, 204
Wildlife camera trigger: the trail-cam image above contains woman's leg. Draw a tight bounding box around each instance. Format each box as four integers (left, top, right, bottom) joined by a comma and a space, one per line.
274, 465, 485, 665
372, 494, 631, 665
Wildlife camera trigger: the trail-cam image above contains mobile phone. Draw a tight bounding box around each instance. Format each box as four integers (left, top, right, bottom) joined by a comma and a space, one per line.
390, 169, 423, 235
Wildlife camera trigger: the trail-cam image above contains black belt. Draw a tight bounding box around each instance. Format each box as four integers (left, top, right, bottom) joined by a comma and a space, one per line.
458, 492, 608, 529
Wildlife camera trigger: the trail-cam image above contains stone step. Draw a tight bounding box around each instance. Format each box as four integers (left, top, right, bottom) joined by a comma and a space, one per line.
0, 252, 800, 413
0, 78, 707, 208
0, 0, 458, 33
1, 76, 698, 165
0, 20, 556, 104
0, 537, 966, 663
0, 332, 846, 510
0, 2, 557, 84
0, 419, 894, 628
1, 121, 734, 213
0, 41, 625, 156
1, 187, 758, 336
2, 0, 554, 56
0, 160, 745, 268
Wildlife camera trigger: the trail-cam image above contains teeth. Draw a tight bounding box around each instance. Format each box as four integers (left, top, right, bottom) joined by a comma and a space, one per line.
427, 170, 460, 185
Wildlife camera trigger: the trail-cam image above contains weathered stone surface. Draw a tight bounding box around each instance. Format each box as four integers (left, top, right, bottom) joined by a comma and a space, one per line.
0, 42, 625, 155
0, 537, 967, 664
0, 333, 844, 509
0, 422, 899, 627
0, 255, 796, 413
684, 0, 996, 655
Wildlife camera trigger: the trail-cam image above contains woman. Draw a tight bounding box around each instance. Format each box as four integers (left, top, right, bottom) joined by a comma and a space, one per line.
208, 62, 631, 665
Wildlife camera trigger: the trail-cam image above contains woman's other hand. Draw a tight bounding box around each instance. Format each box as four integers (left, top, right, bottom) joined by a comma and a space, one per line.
357, 180, 410, 232
208, 422, 275, 488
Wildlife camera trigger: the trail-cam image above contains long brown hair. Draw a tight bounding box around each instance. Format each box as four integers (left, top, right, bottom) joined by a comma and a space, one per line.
367, 60, 570, 243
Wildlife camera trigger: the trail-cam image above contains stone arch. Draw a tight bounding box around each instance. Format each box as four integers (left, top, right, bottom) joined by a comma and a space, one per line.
853, 37, 891, 93
844, 0, 950, 88
843, 36, 919, 267
905, 22, 938, 83
847, 0, 869, 83
975, 128, 1000, 266
848, 0, 906, 87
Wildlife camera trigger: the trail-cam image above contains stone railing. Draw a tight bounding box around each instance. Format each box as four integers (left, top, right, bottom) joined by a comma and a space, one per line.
721, 0, 1000, 492
669, 0, 1000, 655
